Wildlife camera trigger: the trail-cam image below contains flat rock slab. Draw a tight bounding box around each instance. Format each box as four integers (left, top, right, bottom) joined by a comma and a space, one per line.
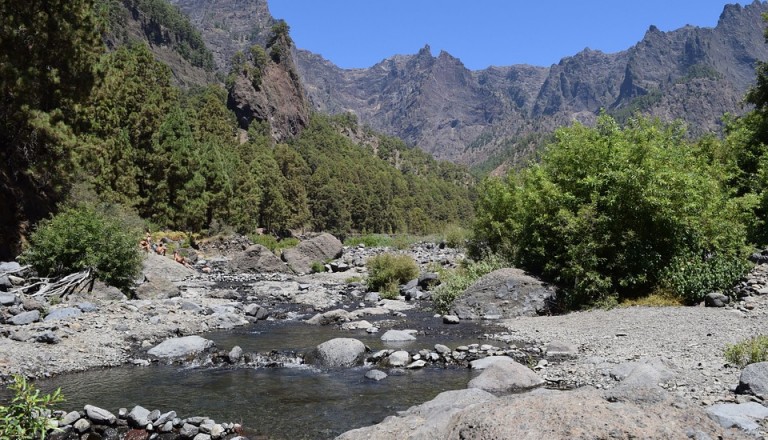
10, 310, 40, 325
147, 336, 214, 359
469, 356, 516, 370
707, 402, 768, 433
44, 307, 82, 322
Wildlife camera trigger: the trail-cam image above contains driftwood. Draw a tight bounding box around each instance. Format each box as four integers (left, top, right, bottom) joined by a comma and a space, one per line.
14, 268, 95, 300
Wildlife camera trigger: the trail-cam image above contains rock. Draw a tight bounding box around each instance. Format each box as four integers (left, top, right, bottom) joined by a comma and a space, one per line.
434, 344, 451, 355
60, 410, 81, 426
340, 320, 372, 330
0, 261, 21, 273
468, 360, 545, 392
127, 405, 151, 427
9, 310, 39, 325
406, 360, 427, 369
282, 233, 343, 274
73, 418, 90, 433
84, 404, 117, 425
544, 341, 579, 358
125, 429, 149, 440
306, 309, 351, 325
336, 388, 498, 440
230, 244, 293, 274
0, 275, 11, 290
450, 268, 556, 319
180, 423, 199, 437
380, 330, 417, 342
147, 336, 215, 359
707, 402, 768, 433
244, 304, 268, 320
193, 433, 212, 440
363, 292, 380, 302
76, 302, 99, 313
610, 358, 676, 387
0, 293, 17, 306
365, 369, 388, 381
210, 423, 225, 438
35, 331, 60, 344
442, 315, 460, 324
387, 350, 411, 367
737, 362, 768, 399
469, 356, 516, 370
44, 307, 82, 322
705, 292, 730, 307
418, 272, 440, 289
142, 253, 195, 283
154, 411, 176, 427
309, 338, 366, 368
330, 261, 349, 272
228, 346, 243, 363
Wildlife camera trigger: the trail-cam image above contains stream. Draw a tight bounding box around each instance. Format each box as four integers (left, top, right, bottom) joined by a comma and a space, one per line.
35, 316, 501, 439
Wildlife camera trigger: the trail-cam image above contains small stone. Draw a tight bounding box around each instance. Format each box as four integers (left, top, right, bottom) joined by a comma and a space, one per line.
180, 423, 199, 437
228, 346, 243, 363
365, 369, 388, 381
73, 418, 91, 433
60, 410, 81, 426
406, 360, 427, 369
443, 315, 460, 324
85, 404, 117, 424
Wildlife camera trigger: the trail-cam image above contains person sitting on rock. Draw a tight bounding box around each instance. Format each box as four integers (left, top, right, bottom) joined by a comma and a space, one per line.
174, 250, 193, 268
155, 242, 166, 256
139, 238, 150, 253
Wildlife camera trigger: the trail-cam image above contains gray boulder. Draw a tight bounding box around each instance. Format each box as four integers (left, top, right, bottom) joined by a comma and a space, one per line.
365, 369, 388, 381
707, 402, 768, 433
147, 336, 214, 359
380, 329, 417, 342
737, 362, 768, 399
469, 356, 515, 370
230, 244, 293, 274
386, 350, 411, 367
141, 253, 194, 283
127, 405, 151, 427
9, 310, 39, 325
0, 293, 17, 306
309, 338, 366, 368
468, 360, 545, 393
282, 233, 343, 274
0, 262, 21, 273
450, 268, 556, 320
705, 292, 730, 307
44, 307, 82, 322
84, 404, 116, 424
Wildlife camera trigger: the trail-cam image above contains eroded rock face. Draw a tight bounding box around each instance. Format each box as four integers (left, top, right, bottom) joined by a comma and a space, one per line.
451, 268, 556, 320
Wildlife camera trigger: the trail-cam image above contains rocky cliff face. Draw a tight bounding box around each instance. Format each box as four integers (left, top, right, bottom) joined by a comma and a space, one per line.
296, 1, 768, 167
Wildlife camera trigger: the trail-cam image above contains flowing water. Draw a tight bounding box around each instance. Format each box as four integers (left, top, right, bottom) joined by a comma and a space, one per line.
35, 317, 500, 439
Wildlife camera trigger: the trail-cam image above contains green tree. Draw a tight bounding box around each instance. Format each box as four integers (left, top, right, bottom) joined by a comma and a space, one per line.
0, 0, 103, 259
473, 115, 749, 306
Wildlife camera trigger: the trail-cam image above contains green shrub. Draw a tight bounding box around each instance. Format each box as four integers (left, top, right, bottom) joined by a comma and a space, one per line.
432, 256, 505, 314
724, 335, 768, 368
310, 261, 326, 273
472, 116, 749, 307
443, 225, 470, 249
250, 234, 300, 254
0, 375, 64, 440
366, 253, 419, 293
20, 206, 142, 291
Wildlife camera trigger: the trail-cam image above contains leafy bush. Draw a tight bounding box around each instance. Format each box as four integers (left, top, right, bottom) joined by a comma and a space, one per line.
366, 253, 419, 294
432, 256, 505, 314
20, 206, 142, 291
724, 335, 768, 368
472, 116, 749, 307
310, 261, 326, 273
443, 225, 471, 249
0, 375, 63, 440
250, 234, 300, 254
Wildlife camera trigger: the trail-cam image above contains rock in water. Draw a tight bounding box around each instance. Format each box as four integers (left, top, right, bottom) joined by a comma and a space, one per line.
147, 336, 214, 359
380, 329, 416, 342
309, 338, 366, 368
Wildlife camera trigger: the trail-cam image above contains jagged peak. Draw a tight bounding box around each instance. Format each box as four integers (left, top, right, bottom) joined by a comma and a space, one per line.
417, 44, 434, 58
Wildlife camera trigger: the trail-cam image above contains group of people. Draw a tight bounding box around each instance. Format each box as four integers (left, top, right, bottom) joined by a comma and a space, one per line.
139, 232, 166, 256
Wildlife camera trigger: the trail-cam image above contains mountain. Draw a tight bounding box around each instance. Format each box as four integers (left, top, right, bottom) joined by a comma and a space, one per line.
295, 1, 768, 170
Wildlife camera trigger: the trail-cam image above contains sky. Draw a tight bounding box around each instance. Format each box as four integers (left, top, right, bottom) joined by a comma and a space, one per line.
268, 0, 747, 70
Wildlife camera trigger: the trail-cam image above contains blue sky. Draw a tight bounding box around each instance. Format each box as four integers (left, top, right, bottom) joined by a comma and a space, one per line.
268, 1, 746, 70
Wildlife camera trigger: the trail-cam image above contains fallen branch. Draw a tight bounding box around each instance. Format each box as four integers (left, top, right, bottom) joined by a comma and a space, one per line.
27, 268, 94, 300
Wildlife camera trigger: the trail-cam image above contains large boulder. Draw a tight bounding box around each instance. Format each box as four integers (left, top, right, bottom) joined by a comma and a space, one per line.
307, 338, 366, 368
450, 268, 556, 320
282, 233, 343, 274
467, 360, 545, 393
135, 253, 194, 299
736, 361, 768, 400
229, 244, 293, 274
147, 336, 214, 359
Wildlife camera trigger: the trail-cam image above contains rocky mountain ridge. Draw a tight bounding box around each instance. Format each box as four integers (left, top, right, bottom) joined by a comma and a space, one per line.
297, 1, 768, 169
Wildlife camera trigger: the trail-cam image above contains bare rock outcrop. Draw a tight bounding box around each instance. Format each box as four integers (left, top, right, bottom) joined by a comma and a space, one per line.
282, 233, 343, 274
